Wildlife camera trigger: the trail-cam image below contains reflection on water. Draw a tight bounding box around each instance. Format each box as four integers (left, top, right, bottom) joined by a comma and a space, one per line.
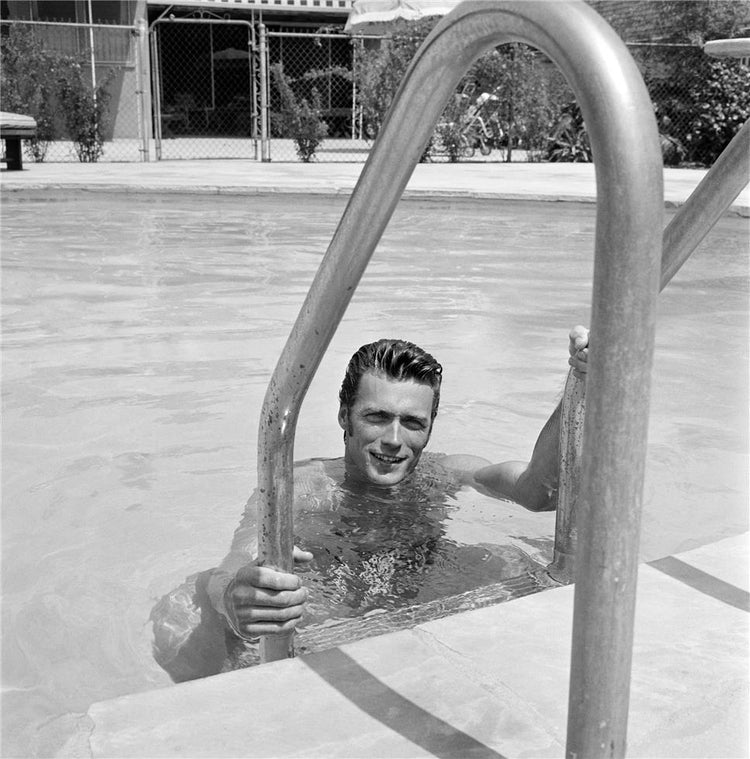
1, 192, 747, 756
294, 454, 545, 624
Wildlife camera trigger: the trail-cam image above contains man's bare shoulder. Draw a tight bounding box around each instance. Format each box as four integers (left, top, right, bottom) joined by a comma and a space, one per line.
292, 457, 344, 512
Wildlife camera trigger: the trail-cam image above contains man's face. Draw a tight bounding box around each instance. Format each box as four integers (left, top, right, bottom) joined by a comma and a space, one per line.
338, 371, 435, 487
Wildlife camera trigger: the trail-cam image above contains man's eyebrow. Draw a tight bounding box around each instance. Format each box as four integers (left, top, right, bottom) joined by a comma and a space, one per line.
400, 413, 429, 425
358, 406, 390, 416
359, 408, 429, 424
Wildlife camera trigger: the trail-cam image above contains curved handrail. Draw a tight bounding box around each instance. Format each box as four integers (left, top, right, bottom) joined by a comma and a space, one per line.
548, 116, 750, 585
662, 117, 750, 288
257, 1, 663, 754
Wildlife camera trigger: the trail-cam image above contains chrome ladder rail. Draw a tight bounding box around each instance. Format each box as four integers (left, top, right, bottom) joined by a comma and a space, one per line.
549, 117, 750, 585
257, 1, 665, 755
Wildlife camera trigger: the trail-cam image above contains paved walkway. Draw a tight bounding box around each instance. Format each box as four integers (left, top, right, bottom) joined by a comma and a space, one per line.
2, 160, 749, 213
64, 533, 748, 758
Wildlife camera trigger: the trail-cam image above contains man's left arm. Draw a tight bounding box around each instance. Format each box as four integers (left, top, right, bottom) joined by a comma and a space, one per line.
443, 326, 588, 512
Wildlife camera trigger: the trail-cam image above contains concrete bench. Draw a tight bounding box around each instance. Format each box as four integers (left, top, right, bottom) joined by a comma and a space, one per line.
1, 111, 37, 170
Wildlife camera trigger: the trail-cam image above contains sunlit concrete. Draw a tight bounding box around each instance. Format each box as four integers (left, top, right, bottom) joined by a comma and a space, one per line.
2, 160, 748, 215
70, 533, 748, 758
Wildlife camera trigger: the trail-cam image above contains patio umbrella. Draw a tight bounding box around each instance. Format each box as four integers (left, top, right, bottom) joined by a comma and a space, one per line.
344, 0, 461, 33
703, 37, 750, 59
212, 47, 250, 60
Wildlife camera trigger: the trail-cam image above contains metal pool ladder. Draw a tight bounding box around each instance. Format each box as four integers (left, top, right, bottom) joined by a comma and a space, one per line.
254, 2, 750, 756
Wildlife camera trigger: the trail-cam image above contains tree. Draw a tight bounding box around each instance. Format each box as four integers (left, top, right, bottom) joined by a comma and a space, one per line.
352, 18, 437, 141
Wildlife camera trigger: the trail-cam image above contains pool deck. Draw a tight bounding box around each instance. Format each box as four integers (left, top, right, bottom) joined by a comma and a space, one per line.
62, 532, 748, 758
1, 159, 749, 214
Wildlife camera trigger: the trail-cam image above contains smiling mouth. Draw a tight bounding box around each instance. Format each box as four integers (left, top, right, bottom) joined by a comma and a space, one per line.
370, 451, 406, 466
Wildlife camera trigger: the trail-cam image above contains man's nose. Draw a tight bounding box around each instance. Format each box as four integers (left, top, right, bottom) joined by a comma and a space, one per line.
382, 420, 403, 448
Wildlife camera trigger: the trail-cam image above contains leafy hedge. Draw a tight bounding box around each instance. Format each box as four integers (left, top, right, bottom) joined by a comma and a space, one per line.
351, 17, 748, 166
1, 25, 114, 162
684, 58, 749, 165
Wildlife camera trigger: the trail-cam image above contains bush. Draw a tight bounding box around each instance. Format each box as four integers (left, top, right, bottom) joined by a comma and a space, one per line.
684, 58, 749, 165
352, 19, 436, 142
435, 114, 470, 162
0, 25, 114, 163
271, 63, 328, 162
545, 102, 592, 163
471, 45, 570, 162
56, 60, 114, 163
0, 26, 58, 161
353, 27, 573, 163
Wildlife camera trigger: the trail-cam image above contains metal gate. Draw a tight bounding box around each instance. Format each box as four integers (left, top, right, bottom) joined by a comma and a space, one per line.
264, 26, 365, 162
149, 11, 366, 163
150, 14, 260, 161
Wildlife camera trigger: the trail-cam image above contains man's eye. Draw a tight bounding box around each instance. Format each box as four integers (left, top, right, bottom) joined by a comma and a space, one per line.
365, 413, 388, 423
403, 420, 426, 431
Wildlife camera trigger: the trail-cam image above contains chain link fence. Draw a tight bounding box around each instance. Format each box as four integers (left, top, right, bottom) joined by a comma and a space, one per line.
151, 17, 258, 161
2, 14, 747, 167
0, 18, 146, 162
266, 28, 365, 162
628, 43, 749, 166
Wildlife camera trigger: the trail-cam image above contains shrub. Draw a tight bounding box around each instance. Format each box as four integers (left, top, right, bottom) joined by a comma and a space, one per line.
1, 25, 115, 163
435, 121, 468, 162
353, 27, 572, 163
546, 102, 592, 162
56, 60, 114, 163
0, 26, 58, 161
352, 19, 436, 142
471, 45, 570, 162
684, 58, 750, 166
271, 63, 328, 162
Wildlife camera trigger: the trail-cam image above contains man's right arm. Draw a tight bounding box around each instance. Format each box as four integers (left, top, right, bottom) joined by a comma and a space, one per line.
443, 326, 589, 511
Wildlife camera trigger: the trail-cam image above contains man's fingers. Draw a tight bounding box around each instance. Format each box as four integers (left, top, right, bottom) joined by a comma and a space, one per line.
232, 584, 307, 608
235, 563, 301, 591
236, 602, 306, 624
569, 325, 590, 353
293, 546, 314, 564
570, 347, 588, 363
238, 617, 302, 637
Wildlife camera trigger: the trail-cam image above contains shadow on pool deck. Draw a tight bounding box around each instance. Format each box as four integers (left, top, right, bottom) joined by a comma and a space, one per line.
74, 532, 748, 759
301, 648, 508, 759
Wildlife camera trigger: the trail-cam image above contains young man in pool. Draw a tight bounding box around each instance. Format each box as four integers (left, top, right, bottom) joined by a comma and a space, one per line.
195, 326, 590, 648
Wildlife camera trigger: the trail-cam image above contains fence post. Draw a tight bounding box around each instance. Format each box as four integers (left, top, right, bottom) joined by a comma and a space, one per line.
258, 22, 271, 162
250, 23, 259, 161
86, 0, 97, 102
149, 26, 163, 160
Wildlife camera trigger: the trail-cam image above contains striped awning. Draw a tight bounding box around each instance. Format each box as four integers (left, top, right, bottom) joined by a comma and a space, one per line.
148, 0, 353, 14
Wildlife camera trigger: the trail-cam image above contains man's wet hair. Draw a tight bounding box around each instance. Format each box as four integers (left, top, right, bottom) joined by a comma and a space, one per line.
339, 339, 443, 418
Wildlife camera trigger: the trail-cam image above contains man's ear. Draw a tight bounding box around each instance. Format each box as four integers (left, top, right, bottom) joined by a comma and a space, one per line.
337, 404, 348, 431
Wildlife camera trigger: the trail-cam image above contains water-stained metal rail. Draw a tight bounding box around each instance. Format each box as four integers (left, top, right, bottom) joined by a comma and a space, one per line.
256, 1, 664, 755
549, 116, 750, 585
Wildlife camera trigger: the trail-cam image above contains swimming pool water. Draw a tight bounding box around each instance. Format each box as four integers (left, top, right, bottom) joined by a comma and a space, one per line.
1, 192, 747, 756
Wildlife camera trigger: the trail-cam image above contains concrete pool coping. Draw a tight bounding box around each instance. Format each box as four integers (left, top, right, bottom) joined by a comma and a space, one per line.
63, 531, 748, 758
1, 160, 749, 215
